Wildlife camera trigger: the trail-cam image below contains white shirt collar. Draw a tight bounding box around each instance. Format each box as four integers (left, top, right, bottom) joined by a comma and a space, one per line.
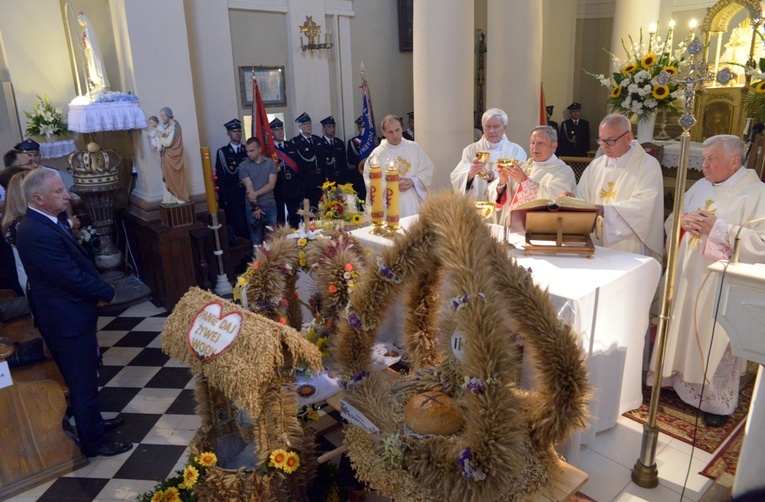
28, 206, 59, 224
605, 145, 635, 169
713, 166, 748, 187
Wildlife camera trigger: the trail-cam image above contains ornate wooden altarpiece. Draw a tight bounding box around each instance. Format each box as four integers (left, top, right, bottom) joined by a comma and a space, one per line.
692, 0, 763, 142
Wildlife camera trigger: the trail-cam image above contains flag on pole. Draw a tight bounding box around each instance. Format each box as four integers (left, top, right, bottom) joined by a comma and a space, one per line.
539, 83, 548, 126
358, 63, 377, 166
251, 75, 277, 162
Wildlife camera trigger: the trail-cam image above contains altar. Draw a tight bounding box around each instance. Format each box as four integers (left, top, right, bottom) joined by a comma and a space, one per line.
351, 216, 661, 464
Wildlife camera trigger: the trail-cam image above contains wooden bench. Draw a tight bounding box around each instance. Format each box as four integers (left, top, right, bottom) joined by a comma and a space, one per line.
0, 314, 87, 499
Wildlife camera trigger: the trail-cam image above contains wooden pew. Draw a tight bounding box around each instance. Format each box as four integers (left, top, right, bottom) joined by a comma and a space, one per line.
0, 315, 88, 499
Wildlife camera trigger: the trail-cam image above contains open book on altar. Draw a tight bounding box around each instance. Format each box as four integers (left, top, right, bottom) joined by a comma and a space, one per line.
509, 197, 598, 235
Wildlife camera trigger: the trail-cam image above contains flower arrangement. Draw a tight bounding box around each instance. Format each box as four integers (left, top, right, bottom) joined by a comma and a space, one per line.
24, 95, 69, 139
76, 224, 100, 260
318, 181, 364, 225
588, 28, 692, 121
138, 451, 218, 502
264, 448, 301, 474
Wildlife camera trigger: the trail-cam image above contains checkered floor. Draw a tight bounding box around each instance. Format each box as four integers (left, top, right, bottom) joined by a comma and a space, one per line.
8, 299, 352, 502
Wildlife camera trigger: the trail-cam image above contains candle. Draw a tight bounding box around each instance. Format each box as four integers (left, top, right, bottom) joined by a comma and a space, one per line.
200, 147, 217, 214
385, 158, 399, 228
369, 155, 384, 225
668, 19, 675, 51
689, 18, 697, 38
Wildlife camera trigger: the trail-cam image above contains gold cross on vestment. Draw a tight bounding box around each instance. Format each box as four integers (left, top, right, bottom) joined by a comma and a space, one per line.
600, 181, 617, 204
687, 199, 717, 250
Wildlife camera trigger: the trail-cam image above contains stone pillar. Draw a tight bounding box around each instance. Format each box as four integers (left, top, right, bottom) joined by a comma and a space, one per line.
413, 0, 474, 191
110, 0, 205, 219
486, 0, 543, 146
333, 14, 356, 141
542, 0, 577, 126
610, 0, 661, 62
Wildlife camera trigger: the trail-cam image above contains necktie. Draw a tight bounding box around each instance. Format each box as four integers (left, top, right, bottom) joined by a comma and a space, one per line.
57, 219, 75, 240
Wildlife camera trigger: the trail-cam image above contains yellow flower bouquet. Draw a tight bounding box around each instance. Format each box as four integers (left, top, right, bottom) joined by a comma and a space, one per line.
588, 28, 691, 121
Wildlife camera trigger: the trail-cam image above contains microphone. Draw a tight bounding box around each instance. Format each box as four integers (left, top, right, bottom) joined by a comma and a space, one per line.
731, 215, 765, 264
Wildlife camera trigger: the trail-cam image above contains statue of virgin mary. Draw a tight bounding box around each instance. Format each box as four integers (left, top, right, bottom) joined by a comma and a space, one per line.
77, 13, 110, 97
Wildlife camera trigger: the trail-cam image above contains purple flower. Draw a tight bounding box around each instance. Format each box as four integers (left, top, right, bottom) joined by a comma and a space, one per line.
457, 447, 486, 482
376, 257, 401, 284
465, 378, 486, 395
347, 311, 363, 330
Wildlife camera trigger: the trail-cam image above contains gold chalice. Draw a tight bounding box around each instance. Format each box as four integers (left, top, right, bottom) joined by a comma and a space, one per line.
497, 158, 517, 170
472, 201, 496, 221
475, 151, 492, 179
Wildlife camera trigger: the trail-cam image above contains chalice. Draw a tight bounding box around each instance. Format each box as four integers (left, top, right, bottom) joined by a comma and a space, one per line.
496, 158, 517, 171
475, 151, 493, 179
472, 201, 496, 222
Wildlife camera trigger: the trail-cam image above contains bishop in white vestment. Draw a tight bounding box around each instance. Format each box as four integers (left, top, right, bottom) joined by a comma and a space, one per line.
451, 108, 527, 202
649, 135, 765, 423
487, 125, 577, 225
364, 115, 434, 218
576, 114, 664, 261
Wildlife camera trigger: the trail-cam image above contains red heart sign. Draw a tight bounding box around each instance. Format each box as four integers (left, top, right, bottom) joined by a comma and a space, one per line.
187, 302, 243, 362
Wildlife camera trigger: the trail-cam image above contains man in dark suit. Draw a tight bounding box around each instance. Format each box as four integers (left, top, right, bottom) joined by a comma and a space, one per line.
215, 118, 248, 245
16, 168, 132, 458
546, 105, 559, 136
556, 102, 591, 157
319, 116, 347, 185
291, 112, 326, 208
271, 118, 302, 228
346, 116, 367, 201
403, 111, 415, 141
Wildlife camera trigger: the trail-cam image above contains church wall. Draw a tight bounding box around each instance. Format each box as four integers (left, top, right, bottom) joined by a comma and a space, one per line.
349, 0, 413, 128
184, 0, 239, 156
228, 9, 292, 134
0, 0, 76, 149
542, 0, 578, 129
575, 16, 612, 139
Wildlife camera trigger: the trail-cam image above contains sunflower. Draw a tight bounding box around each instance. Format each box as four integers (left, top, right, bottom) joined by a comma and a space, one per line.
197, 451, 217, 467
269, 448, 288, 469
610, 85, 622, 99
182, 465, 199, 487
621, 62, 637, 75
652, 85, 670, 99
755, 80, 765, 94
641, 53, 656, 67
162, 487, 180, 502
150, 491, 164, 502
282, 451, 301, 473
663, 65, 678, 76
351, 213, 363, 224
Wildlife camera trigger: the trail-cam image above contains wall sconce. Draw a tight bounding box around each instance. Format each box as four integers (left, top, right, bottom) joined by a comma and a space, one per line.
299, 16, 333, 54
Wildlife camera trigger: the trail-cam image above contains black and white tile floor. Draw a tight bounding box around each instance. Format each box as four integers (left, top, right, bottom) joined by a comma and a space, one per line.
8, 299, 353, 502
10, 301, 199, 501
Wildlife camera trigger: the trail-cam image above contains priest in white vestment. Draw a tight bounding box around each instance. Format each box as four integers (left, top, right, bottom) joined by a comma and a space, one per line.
364, 115, 434, 218
576, 114, 664, 261
451, 108, 527, 202
648, 135, 765, 426
487, 125, 577, 225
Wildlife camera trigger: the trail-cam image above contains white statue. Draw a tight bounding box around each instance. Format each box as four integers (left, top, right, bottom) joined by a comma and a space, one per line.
77, 13, 110, 97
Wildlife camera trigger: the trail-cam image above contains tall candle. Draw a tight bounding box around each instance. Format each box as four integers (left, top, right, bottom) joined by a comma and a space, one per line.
200, 147, 217, 214
369, 157, 384, 225
385, 158, 399, 227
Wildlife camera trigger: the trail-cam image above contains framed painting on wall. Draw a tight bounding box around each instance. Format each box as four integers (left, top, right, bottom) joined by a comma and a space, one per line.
239, 66, 287, 108
397, 0, 413, 52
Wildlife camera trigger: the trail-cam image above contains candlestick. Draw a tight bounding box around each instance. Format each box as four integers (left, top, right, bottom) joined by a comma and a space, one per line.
200, 146, 218, 214
368, 154, 385, 235
384, 158, 400, 235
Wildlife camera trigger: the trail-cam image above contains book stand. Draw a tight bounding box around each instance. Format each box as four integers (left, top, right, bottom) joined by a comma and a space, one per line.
523, 211, 596, 258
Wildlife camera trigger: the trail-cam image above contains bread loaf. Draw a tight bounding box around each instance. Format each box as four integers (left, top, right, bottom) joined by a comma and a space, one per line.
404, 391, 463, 435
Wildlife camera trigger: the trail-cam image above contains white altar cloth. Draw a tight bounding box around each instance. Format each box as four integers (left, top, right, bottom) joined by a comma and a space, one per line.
351, 216, 661, 464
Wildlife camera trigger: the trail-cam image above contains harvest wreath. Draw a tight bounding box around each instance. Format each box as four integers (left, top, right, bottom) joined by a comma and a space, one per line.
161, 288, 324, 500
332, 192, 591, 501
235, 224, 369, 351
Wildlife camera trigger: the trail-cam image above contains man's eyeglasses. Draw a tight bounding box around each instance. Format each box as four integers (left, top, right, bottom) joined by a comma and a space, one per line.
595, 130, 629, 146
